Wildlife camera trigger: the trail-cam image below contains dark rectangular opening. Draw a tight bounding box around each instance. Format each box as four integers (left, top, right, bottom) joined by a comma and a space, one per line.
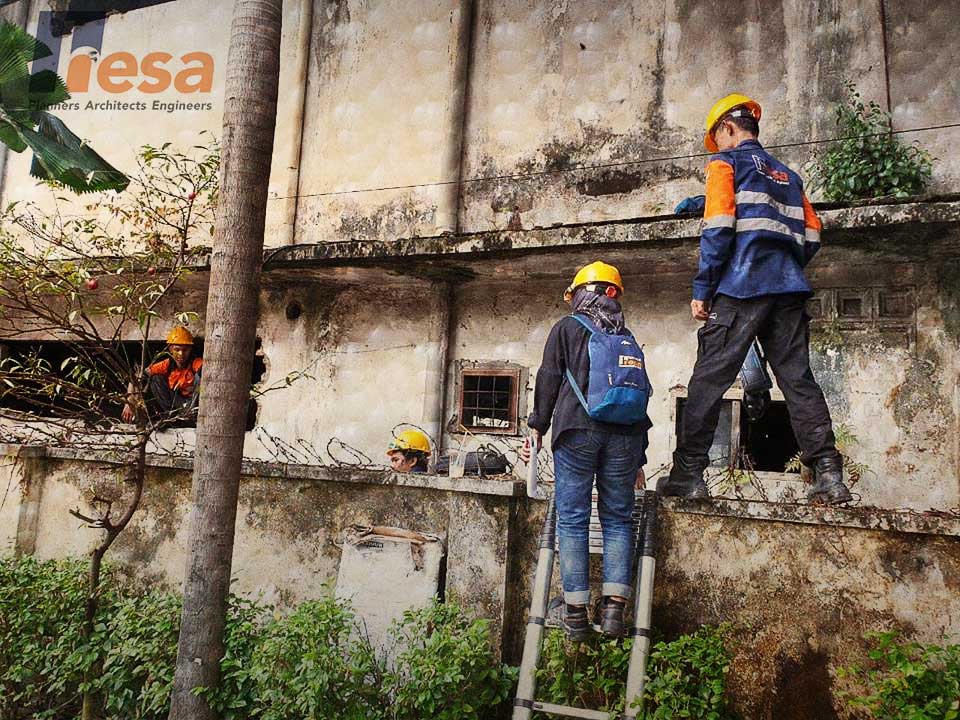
0, 340, 167, 419
0, 338, 263, 431
742, 400, 800, 472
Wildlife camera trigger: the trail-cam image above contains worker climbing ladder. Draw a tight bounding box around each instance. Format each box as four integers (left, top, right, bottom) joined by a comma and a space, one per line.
512, 490, 659, 720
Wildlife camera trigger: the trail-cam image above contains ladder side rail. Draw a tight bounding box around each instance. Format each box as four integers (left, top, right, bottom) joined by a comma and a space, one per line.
622, 490, 659, 719
513, 496, 558, 720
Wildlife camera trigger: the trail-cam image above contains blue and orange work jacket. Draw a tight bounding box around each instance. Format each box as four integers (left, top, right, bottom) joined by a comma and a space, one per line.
694, 139, 822, 301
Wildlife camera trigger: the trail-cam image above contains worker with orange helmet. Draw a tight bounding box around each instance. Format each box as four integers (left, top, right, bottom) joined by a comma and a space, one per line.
522, 261, 652, 641
122, 326, 203, 425
659, 94, 851, 505
386, 429, 431, 474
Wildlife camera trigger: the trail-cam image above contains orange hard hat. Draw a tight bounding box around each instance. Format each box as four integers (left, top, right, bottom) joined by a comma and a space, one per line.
166, 326, 194, 345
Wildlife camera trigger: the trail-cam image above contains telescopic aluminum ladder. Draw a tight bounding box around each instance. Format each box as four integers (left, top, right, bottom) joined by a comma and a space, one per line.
512, 490, 659, 720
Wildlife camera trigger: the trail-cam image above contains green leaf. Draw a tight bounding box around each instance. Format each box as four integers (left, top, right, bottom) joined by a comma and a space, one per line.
22, 112, 129, 193
0, 119, 26, 152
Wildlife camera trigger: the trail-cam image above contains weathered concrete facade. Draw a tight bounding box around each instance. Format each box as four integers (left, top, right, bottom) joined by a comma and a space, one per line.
1, 0, 958, 240
0, 3, 958, 717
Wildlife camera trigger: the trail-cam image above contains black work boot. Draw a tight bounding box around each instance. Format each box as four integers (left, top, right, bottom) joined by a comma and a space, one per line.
597, 597, 628, 638
562, 603, 591, 642
807, 456, 853, 505
657, 453, 710, 498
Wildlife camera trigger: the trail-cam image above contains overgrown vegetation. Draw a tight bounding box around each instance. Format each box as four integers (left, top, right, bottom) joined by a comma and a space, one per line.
536, 624, 738, 718
838, 631, 960, 720
807, 82, 933, 202
0, 556, 515, 720
0, 139, 218, 717
786, 422, 872, 486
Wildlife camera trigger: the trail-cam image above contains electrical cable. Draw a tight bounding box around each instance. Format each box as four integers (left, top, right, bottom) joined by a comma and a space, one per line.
272, 121, 960, 201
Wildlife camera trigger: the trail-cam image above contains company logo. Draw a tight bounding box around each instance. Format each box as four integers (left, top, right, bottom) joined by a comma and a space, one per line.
33, 11, 213, 98
752, 154, 790, 185
618, 356, 644, 369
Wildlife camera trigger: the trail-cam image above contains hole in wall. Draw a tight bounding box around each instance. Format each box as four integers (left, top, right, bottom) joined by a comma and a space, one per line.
246, 337, 267, 431
743, 400, 800, 472
285, 300, 302, 321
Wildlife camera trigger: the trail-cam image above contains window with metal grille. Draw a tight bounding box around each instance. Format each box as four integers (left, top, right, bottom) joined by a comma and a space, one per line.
457, 367, 521, 435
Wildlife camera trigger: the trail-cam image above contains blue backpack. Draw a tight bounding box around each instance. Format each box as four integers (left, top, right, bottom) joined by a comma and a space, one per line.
565, 314, 652, 425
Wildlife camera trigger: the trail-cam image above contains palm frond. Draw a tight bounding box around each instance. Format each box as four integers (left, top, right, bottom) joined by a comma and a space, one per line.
22, 113, 129, 193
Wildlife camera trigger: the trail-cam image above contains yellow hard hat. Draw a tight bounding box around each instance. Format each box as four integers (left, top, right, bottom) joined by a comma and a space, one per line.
704, 93, 762, 152
563, 261, 624, 302
166, 326, 194, 345
387, 429, 431, 455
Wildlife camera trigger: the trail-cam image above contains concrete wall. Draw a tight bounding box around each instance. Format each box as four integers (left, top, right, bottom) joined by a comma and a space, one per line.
1, 0, 957, 245
0, 454, 25, 553
17, 453, 523, 651
4, 450, 958, 718
251, 278, 442, 461
656, 506, 960, 720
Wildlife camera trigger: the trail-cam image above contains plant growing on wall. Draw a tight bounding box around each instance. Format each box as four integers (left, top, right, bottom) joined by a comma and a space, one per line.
0, 139, 218, 718
837, 631, 960, 720
0, 22, 128, 193
786, 423, 871, 486
807, 82, 933, 202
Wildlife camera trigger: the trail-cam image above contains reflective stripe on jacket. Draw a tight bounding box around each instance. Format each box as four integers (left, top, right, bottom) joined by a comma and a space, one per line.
694, 139, 822, 301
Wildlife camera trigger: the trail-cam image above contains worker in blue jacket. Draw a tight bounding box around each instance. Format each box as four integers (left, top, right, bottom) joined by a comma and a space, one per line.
658, 94, 852, 505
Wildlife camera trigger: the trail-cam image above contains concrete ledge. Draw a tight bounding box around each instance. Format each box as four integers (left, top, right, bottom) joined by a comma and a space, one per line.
31, 446, 960, 533
265, 196, 960, 266
663, 495, 960, 538
41, 446, 525, 498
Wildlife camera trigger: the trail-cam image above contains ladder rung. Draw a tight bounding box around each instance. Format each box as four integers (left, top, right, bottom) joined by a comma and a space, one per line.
533, 701, 613, 719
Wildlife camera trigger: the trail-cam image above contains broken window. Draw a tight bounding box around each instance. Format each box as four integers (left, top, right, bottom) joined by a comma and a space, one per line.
456, 363, 524, 435
673, 391, 799, 473
0, 338, 265, 431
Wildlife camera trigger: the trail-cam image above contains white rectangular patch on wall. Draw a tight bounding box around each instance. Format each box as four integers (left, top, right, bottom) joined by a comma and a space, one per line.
335, 526, 445, 653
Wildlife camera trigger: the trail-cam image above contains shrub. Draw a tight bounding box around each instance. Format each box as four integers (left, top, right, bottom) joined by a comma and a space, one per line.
239, 596, 386, 720
807, 83, 933, 202
0, 555, 111, 719
644, 625, 737, 720
838, 631, 960, 720
0, 557, 517, 720
387, 601, 518, 720
95, 590, 181, 719
536, 624, 737, 719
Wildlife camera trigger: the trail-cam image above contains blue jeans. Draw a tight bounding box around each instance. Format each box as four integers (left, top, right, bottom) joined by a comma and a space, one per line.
553, 429, 644, 604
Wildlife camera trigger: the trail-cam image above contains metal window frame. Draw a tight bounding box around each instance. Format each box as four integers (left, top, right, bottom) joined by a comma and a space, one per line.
453, 361, 526, 436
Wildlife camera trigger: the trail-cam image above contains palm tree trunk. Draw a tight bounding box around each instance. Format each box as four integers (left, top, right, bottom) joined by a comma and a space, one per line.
167, 2, 282, 718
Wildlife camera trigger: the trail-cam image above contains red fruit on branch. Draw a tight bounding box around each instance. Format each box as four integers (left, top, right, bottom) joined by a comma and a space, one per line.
187, 191, 197, 201
86, 278, 99, 291
147, 266, 157, 275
